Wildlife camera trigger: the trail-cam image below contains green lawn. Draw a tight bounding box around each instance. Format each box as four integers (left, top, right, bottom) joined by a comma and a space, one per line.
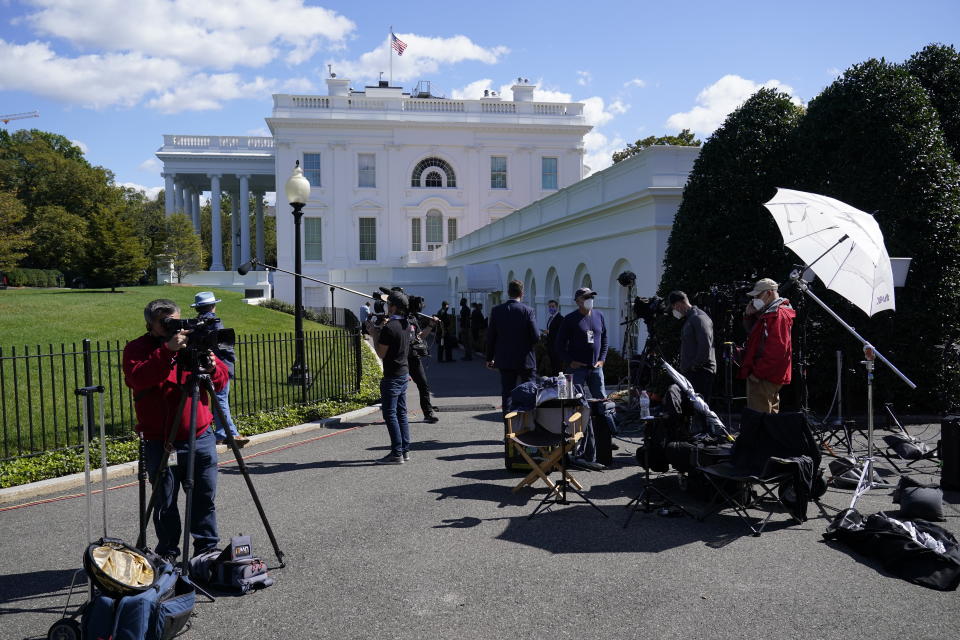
0, 285, 336, 346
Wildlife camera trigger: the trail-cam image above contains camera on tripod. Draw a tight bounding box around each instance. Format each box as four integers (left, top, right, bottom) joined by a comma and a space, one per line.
161, 316, 236, 354
632, 295, 666, 323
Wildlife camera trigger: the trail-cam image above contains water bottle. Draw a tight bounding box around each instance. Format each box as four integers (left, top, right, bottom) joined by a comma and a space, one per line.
639, 390, 651, 418
557, 372, 566, 398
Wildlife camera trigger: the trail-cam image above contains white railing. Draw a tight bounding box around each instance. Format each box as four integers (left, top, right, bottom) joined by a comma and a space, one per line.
292, 96, 330, 109
481, 102, 516, 113
404, 99, 465, 112
274, 94, 584, 118
533, 103, 569, 115
163, 135, 275, 151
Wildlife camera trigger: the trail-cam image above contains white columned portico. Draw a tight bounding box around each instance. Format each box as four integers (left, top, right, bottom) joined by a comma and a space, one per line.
254, 191, 265, 267
191, 189, 201, 233
173, 179, 184, 213
230, 191, 240, 270
238, 174, 251, 266
209, 174, 224, 271
163, 173, 175, 216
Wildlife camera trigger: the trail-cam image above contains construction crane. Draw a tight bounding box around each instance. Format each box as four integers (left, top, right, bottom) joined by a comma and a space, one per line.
1, 111, 40, 124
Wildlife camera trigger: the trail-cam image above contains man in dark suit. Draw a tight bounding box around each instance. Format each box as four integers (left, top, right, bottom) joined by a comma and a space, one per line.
486, 280, 540, 415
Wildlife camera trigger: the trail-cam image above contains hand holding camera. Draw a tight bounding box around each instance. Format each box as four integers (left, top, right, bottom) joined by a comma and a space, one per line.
165, 328, 191, 352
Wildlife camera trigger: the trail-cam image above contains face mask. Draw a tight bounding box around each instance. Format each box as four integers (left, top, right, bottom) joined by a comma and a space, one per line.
672, 309, 683, 320
583, 298, 594, 310
752, 298, 766, 310
548, 307, 557, 316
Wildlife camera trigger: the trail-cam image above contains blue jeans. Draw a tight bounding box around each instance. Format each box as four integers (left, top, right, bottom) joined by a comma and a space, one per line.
572, 366, 607, 400
380, 375, 410, 456
211, 379, 238, 440
144, 428, 219, 558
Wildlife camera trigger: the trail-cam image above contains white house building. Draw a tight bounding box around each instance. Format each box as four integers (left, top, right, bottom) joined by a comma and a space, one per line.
156, 75, 700, 353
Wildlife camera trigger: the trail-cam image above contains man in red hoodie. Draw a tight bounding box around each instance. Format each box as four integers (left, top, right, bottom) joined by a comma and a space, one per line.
123, 299, 228, 563
739, 278, 795, 413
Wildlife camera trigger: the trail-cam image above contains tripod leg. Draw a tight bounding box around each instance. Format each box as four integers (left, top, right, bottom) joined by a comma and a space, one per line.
202, 377, 286, 567
181, 378, 201, 575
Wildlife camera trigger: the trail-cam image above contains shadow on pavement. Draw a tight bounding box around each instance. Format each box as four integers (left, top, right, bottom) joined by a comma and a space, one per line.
0, 568, 81, 615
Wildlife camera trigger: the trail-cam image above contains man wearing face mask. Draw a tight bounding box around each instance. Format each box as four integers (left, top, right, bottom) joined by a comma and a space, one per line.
544, 299, 564, 376
668, 291, 716, 404
739, 278, 795, 413
556, 288, 608, 399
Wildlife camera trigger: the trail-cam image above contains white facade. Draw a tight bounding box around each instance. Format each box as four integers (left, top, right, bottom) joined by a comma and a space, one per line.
267, 77, 590, 308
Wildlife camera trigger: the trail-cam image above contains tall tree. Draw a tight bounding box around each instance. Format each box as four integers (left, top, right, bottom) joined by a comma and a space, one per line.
165, 212, 203, 283
26, 205, 88, 277
0, 191, 31, 271
84, 204, 149, 291
905, 43, 960, 163
612, 129, 701, 163
792, 57, 960, 411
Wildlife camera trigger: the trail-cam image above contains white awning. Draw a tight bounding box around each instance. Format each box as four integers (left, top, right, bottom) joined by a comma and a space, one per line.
464, 263, 502, 292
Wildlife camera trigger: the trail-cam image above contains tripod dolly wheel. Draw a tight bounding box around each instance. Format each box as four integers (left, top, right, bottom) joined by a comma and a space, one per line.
47, 618, 81, 640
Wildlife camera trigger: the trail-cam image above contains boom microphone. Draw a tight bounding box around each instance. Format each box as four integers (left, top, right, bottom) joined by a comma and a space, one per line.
237, 261, 254, 276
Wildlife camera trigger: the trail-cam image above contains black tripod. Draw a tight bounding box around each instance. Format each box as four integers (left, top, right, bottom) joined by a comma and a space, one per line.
529, 392, 607, 519
137, 357, 286, 577
624, 417, 693, 527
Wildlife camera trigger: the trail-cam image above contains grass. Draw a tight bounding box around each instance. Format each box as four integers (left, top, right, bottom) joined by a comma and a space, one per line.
0, 285, 336, 346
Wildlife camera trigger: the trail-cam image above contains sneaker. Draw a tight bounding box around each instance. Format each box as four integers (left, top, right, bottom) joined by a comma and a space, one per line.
424, 415, 439, 423
233, 436, 250, 448
402, 452, 410, 461
376, 453, 404, 465
573, 457, 606, 471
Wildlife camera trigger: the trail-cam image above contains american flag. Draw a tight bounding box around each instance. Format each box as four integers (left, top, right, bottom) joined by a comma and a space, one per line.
391, 31, 407, 56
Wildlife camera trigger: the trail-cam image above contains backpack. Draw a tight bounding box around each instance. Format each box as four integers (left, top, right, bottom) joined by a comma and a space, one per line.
190, 535, 274, 594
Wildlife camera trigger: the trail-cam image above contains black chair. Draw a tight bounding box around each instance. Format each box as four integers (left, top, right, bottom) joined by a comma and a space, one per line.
698, 409, 823, 536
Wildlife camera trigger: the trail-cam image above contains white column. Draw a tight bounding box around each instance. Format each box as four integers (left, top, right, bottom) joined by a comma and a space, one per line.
230, 191, 240, 270
209, 174, 224, 271
173, 179, 184, 213
180, 186, 189, 215
163, 173, 175, 216
238, 174, 251, 266
191, 189, 201, 234
254, 191, 265, 267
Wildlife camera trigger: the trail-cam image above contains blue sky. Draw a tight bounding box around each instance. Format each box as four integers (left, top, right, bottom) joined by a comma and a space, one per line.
0, 0, 957, 198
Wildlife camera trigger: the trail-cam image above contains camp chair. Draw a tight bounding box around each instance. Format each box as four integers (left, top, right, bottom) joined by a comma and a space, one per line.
698, 409, 823, 536
505, 401, 586, 498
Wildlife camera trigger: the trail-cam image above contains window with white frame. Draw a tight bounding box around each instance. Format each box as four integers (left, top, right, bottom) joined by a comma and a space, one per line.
302, 153, 321, 187
542, 157, 558, 190
447, 218, 458, 242
304, 218, 322, 261
426, 209, 443, 250
490, 156, 507, 189
358, 153, 376, 188
359, 217, 376, 261
411, 218, 422, 251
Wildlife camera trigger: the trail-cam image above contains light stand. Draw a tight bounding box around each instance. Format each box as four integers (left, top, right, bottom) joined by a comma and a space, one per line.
284, 162, 312, 396
789, 273, 915, 510
624, 416, 693, 528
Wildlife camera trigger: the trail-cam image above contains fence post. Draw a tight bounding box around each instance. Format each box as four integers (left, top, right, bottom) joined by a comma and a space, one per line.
354, 331, 363, 393
82, 339, 95, 440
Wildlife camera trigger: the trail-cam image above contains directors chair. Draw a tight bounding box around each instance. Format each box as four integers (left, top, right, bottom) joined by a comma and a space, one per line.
505, 401, 586, 498
698, 409, 824, 537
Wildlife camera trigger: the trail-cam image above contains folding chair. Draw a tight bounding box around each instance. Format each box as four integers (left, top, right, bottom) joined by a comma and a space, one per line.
698, 409, 824, 536
505, 403, 585, 498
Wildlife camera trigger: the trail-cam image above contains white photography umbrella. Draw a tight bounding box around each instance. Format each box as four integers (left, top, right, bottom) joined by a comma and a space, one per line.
763, 188, 896, 316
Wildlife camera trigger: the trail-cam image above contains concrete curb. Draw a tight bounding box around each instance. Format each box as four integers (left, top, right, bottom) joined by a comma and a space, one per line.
0, 404, 380, 506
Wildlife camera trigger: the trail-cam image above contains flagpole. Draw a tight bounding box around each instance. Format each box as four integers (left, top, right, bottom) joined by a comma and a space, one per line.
389, 26, 393, 86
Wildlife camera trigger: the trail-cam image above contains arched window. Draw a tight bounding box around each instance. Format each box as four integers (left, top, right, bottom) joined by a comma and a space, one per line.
426, 209, 443, 250
412, 157, 457, 187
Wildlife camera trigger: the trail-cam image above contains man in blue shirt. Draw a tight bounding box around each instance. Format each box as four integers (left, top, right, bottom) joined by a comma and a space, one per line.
556, 287, 608, 400
485, 280, 539, 415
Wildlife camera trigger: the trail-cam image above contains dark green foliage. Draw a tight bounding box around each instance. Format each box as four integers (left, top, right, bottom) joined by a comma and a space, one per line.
906, 44, 960, 163
0, 190, 31, 270
259, 297, 333, 325
613, 128, 701, 163
792, 58, 960, 411
2, 267, 64, 287
84, 205, 150, 291
164, 212, 203, 282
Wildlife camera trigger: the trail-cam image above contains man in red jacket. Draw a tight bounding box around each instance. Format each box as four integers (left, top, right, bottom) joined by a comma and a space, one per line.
739, 278, 795, 413
123, 299, 228, 563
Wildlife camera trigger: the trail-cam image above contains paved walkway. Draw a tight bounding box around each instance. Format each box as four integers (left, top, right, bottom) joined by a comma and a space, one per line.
1, 352, 957, 640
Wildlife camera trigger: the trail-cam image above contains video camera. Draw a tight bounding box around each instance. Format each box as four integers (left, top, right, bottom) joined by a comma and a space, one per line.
632, 295, 666, 323
162, 315, 236, 354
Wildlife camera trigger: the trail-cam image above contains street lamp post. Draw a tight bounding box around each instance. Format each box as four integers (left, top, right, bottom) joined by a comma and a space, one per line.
285, 161, 312, 399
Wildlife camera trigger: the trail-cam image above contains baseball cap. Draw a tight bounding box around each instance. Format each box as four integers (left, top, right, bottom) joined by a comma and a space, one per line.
387, 291, 409, 310
574, 287, 598, 300
747, 278, 778, 297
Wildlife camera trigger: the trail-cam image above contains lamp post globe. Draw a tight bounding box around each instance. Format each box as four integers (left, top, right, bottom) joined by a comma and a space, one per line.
286, 161, 312, 394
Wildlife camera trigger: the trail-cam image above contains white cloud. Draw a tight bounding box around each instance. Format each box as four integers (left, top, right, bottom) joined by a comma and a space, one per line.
120, 182, 163, 200
0, 39, 184, 108
666, 74, 801, 136
450, 78, 493, 99
608, 99, 629, 115
624, 78, 646, 88
138, 157, 161, 172
146, 73, 274, 113
576, 70, 591, 86
70, 139, 88, 154
329, 33, 508, 83
21, 0, 355, 70
281, 76, 316, 92
246, 127, 271, 137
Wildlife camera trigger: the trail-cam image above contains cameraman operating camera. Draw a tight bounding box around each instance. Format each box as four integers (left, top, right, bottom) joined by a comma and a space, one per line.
122, 299, 228, 564
667, 291, 716, 404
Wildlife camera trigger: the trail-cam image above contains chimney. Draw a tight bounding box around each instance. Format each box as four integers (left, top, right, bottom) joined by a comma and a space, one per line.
511, 80, 535, 102
326, 76, 350, 97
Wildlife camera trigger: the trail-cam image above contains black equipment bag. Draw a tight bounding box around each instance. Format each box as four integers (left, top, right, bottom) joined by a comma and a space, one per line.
942, 415, 960, 491
190, 535, 274, 594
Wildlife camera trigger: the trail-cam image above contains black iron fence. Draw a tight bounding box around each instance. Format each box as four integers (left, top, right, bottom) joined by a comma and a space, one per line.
0, 330, 363, 460
307, 306, 359, 331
